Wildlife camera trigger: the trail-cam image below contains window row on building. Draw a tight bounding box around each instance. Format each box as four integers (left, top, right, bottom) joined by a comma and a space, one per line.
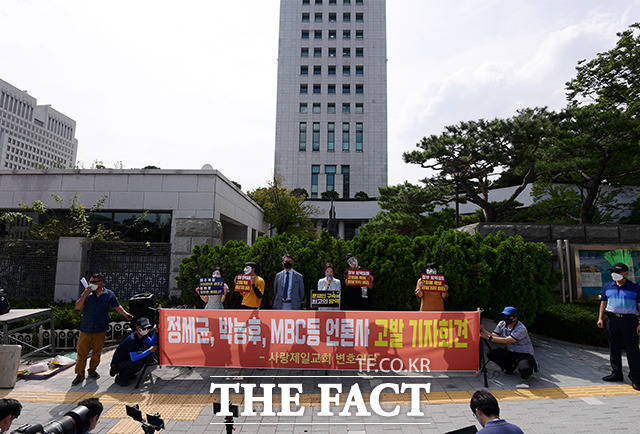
311, 164, 351, 199
301, 46, 366, 57
300, 83, 364, 95
301, 13, 363, 23
299, 121, 364, 153
46, 117, 74, 140
303, 0, 364, 5
301, 30, 366, 44
0, 91, 33, 122
299, 102, 364, 114
301, 64, 364, 76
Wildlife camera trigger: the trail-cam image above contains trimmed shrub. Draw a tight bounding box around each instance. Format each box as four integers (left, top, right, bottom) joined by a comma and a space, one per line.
532, 301, 607, 347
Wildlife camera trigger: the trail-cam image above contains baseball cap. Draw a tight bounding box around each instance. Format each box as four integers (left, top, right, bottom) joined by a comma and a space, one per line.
608, 263, 629, 273
501, 306, 518, 316
135, 317, 152, 329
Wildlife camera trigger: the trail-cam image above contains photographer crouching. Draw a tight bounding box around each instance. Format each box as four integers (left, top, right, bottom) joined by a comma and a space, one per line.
6, 398, 103, 434
480, 306, 536, 380
110, 317, 158, 387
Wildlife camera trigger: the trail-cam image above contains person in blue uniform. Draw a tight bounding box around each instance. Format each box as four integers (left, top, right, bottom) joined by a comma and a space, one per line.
597, 262, 640, 390
109, 317, 158, 386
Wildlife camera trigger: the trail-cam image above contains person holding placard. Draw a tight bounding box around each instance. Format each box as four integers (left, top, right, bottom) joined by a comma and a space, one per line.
315, 262, 341, 311
196, 267, 228, 310
343, 253, 372, 310
415, 263, 449, 311
235, 262, 264, 309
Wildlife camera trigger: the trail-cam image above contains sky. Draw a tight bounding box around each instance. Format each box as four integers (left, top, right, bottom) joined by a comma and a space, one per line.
0, 0, 638, 191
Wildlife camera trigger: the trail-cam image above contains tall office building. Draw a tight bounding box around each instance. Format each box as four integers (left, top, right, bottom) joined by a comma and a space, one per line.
0, 78, 78, 170
274, 0, 387, 199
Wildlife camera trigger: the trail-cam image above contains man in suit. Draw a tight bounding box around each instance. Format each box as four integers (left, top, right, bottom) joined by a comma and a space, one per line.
273, 254, 305, 310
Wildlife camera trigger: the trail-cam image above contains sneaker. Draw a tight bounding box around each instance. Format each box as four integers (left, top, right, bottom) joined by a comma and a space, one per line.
87, 370, 100, 379
109, 365, 117, 377
71, 375, 84, 386
632, 383, 640, 391
115, 375, 130, 387
602, 373, 623, 382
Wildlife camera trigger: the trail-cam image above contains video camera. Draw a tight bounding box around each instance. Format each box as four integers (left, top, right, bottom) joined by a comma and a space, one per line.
11, 405, 90, 434
125, 404, 164, 434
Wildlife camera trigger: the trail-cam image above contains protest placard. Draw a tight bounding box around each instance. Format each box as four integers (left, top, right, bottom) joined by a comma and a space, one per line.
234, 275, 253, 294
345, 269, 373, 287
198, 277, 225, 295
311, 290, 341, 308
420, 274, 447, 292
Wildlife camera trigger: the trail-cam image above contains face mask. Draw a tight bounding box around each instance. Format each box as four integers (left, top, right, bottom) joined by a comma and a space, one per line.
212, 271, 221, 278
88, 284, 98, 291
612, 272, 624, 282
243, 266, 252, 275
326, 274, 333, 280
283, 261, 293, 269
139, 328, 149, 336
504, 316, 516, 326
349, 259, 358, 268
425, 268, 437, 275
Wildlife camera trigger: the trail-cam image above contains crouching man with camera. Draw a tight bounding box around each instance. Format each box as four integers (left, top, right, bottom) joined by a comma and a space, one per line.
110, 317, 158, 387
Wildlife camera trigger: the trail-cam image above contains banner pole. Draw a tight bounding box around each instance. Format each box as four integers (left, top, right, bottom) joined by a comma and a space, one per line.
478, 307, 488, 388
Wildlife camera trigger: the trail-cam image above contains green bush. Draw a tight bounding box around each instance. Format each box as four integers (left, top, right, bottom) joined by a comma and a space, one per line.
176, 229, 555, 324
532, 301, 608, 347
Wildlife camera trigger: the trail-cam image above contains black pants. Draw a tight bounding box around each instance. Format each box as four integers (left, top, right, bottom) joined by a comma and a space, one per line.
606, 314, 640, 383
111, 359, 146, 380
488, 347, 536, 379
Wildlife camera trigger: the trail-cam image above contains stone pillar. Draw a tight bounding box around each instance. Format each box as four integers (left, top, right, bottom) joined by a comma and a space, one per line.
54, 237, 90, 302
171, 218, 222, 297
338, 221, 345, 240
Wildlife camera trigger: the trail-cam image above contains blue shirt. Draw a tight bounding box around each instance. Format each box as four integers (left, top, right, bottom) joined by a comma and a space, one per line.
494, 321, 535, 356
478, 419, 524, 433
80, 289, 120, 333
112, 331, 157, 365
601, 280, 640, 315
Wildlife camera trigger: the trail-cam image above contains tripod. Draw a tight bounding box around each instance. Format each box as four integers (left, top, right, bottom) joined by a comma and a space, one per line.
478, 337, 492, 388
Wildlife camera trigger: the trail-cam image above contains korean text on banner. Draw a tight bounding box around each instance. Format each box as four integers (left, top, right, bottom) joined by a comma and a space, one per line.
311, 290, 341, 308
159, 309, 479, 371
198, 277, 225, 295
420, 274, 447, 293
345, 269, 373, 288
234, 275, 252, 294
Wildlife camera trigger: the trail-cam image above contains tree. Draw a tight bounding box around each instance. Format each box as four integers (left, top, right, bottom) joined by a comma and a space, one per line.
321, 190, 339, 201
248, 175, 319, 237
143, 165, 160, 169
404, 108, 556, 222
354, 191, 369, 200
291, 188, 309, 199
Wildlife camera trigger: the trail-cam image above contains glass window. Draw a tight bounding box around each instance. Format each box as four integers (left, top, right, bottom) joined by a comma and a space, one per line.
328, 103, 336, 113
313, 65, 321, 75
342, 122, 350, 151
299, 103, 308, 113
314, 47, 322, 57
343, 30, 351, 39
315, 0, 322, 3
300, 65, 308, 75
313, 84, 321, 94
343, 47, 350, 57
301, 47, 309, 57
356, 122, 363, 152
328, 47, 336, 57
311, 165, 320, 198
329, 0, 336, 3
344, 0, 351, 4
356, 65, 363, 75
356, 13, 363, 22
356, 84, 363, 94
356, 47, 363, 57
343, 13, 351, 22
329, 29, 336, 39
343, 65, 351, 76
328, 122, 335, 152
328, 84, 336, 94
313, 122, 320, 151
313, 103, 321, 113
342, 165, 350, 198
342, 84, 350, 94
302, 13, 310, 22
302, 30, 309, 39
355, 103, 364, 113
300, 84, 308, 94
315, 13, 322, 22
329, 13, 337, 22
314, 30, 322, 39
303, 0, 310, 4
325, 165, 336, 192
342, 103, 350, 113
356, 30, 363, 39
328, 65, 336, 75
299, 122, 307, 151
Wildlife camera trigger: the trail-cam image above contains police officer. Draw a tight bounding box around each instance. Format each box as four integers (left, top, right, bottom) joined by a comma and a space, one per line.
597, 262, 640, 391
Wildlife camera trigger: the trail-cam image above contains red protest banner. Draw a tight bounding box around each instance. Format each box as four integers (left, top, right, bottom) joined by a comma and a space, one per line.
345, 269, 373, 287
420, 274, 447, 293
234, 275, 252, 294
158, 309, 479, 371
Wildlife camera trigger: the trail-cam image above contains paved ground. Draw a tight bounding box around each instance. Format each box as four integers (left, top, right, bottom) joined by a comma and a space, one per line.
3, 320, 639, 433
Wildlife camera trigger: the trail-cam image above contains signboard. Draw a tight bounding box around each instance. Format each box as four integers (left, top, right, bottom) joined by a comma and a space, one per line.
420, 274, 447, 293
573, 245, 640, 299
311, 290, 341, 309
234, 275, 252, 295
158, 309, 480, 371
198, 277, 225, 295
345, 269, 373, 288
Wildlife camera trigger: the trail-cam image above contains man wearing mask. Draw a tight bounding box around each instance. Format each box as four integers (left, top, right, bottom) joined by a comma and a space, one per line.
480, 306, 536, 380
73, 273, 133, 386
273, 254, 305, 310
415, 263, 449, 311
343, 253, 372, 310
316, 262, 341, 311
197, 267, 228, 310
110, 317, 158, 386
597, 262, 640, 390
237, 262, 264, 309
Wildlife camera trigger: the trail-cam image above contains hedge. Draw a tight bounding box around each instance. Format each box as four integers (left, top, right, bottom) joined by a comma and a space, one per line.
176, 229, 555, 325
532, 301, 608, 347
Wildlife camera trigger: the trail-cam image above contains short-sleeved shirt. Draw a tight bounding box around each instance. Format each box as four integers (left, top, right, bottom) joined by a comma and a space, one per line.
241, 276, 265, 309
478, 419, 524, 433
111, 332, 155, 365
80, 288, 119, 333
493, 320, 534, 356
601, 280, 640, 315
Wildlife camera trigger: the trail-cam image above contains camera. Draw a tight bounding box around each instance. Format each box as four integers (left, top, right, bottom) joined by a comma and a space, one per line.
125, 404, 164, 434
11, 406, 90, 434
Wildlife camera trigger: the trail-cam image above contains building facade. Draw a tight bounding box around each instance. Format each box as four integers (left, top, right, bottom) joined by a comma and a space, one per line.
0, 78, 78, 170
274, 0, 387, 199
